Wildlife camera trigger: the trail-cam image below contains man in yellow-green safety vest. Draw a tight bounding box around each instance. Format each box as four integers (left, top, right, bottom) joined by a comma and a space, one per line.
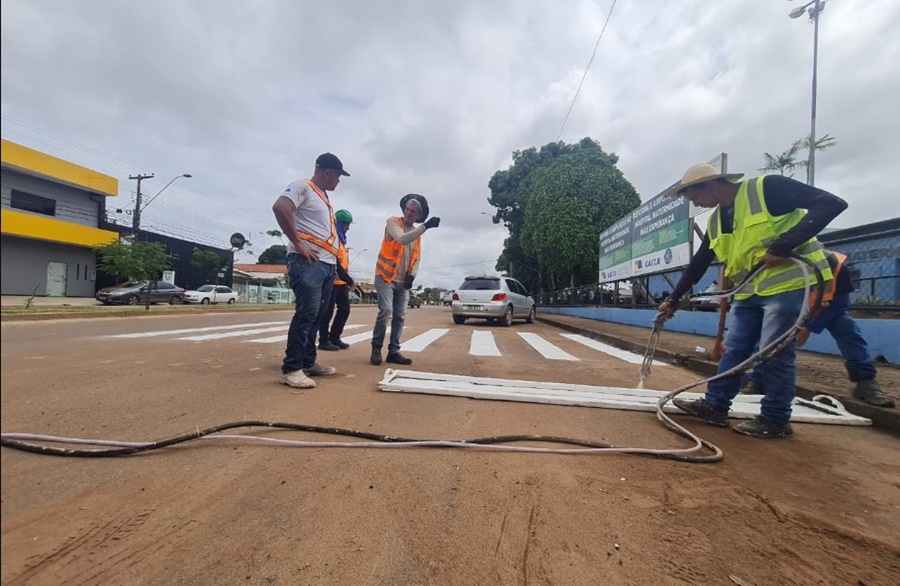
657, 163, 847, 439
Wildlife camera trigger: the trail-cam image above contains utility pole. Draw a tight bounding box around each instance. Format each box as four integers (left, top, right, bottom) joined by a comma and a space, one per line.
129, 173, 154, 240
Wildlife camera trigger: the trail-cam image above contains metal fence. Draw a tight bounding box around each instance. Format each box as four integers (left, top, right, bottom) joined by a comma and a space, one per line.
539, 220, 899, 313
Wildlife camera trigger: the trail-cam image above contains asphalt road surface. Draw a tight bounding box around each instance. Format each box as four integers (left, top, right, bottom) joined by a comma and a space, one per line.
2, 306, 898, 585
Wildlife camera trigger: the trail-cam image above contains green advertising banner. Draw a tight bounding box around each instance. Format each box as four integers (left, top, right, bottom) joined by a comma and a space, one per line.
630, 194, 691, 277
598, 212, 633, 283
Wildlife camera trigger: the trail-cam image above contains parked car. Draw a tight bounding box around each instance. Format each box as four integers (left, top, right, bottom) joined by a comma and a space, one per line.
96, 280, 186, 305
451, 275, 535, 326
184, 285, 238, 305
408, 292, 422, 308
441, 291, 454, 306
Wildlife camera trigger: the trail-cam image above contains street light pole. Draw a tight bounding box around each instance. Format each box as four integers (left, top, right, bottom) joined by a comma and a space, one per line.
129, 173, 154, 240
130, 173, 192, 239
790, 0, 825, 186
141, 173, 192, 212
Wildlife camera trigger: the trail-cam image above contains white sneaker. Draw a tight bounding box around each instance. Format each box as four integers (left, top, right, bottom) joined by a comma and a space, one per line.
303, 363, 337, 376
280, 370, 316, 388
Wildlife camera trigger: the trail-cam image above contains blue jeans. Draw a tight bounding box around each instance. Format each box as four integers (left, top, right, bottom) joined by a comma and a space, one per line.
747, 294, 876, 384
818, 295, 877, 381
282, 255, 335, 373
707, 289, 805, 426
372, 274, 409, 354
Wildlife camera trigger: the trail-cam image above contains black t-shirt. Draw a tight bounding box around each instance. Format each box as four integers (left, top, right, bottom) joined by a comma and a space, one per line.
671, 175, 848, 301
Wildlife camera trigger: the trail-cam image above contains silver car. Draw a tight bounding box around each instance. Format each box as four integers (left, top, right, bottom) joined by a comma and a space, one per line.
451, 275, 536, 326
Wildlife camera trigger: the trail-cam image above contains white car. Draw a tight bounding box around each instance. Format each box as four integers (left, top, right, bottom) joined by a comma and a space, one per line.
451, 276, 535, 326
184, 285, 238, 305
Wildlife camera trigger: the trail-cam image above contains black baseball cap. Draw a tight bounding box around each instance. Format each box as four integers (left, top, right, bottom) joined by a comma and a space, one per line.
315, 152, 350, 176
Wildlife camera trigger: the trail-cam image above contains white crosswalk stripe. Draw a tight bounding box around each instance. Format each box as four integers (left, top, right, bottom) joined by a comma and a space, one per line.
517, 332, 579, 361
402, 328, 448, 352
245, 325, 365, 344
181, 326, 287, 341
108, 321, 286, 339
560, 333, 668, 365
332, 326, 389, 346
470, 330, 501, 356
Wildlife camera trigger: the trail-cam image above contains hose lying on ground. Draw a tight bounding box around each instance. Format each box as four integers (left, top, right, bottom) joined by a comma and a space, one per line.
0, 257, 824, 464
649, 254, 825, 444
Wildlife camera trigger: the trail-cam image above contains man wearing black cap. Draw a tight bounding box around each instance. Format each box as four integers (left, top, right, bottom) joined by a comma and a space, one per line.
272, 152, 350, 389
369, 194, 440, 366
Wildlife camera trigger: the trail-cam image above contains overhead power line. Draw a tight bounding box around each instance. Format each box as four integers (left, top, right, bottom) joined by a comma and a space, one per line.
556, 0, 618, 141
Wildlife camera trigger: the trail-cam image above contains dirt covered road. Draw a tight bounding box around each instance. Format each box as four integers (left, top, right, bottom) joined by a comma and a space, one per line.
2, 308, 898, 585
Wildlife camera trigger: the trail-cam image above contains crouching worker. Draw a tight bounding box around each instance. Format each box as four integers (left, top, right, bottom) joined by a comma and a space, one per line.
742, 249, 894, 408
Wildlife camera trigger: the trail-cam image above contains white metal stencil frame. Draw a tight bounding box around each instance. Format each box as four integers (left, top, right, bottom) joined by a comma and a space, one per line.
378, 369, 871, 426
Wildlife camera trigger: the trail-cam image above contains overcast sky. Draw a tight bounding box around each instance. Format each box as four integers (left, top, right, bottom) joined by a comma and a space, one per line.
2, 0, 898, 291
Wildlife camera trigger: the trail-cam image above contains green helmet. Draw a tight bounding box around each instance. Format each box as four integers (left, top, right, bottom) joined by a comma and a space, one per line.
335, 209, 353, 224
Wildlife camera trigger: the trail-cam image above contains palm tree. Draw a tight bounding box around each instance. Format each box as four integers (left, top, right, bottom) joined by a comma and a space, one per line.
760, 134, 838, 180
794, 133, 838, 182
759, 142, 803, 176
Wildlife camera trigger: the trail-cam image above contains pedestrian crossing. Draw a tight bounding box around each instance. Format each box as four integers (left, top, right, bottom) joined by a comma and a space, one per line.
105, 321, 667, 366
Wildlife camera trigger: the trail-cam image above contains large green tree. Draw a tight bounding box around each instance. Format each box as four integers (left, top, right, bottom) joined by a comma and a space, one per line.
487, 137, 640, 293
258, 244, 288, 265
191, 248, 224, 284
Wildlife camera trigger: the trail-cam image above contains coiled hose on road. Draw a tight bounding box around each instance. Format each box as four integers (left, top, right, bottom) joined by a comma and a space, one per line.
0, 256, 825, 464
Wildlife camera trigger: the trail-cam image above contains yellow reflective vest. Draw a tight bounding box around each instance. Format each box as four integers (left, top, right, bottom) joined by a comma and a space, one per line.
707, 176, 832, 300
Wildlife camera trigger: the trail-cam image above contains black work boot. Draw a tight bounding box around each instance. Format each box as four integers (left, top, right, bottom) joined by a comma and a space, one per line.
853, 379, 895, 408
733, 416, 793, 439
318, 341, 340, 351
672, 398, 729, 427
386, 352, 413, 365
333, 338, 350, 349
370, 346, 382, 366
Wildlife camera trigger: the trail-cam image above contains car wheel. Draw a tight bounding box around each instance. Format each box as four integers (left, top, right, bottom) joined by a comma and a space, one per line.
526, 306, 536, 324
169, 296, 183, 305
126, 295, 141, 305
227, 298, 236, 305
501, 305, 514, 327
201, 298, 210, 305
453, 315, 466, 325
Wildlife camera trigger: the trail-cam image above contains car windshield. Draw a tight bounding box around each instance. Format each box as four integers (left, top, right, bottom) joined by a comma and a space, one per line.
460, 278, 500, 291
196, 285, 215, 292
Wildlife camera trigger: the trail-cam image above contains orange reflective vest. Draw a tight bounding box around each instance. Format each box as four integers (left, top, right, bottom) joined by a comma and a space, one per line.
375, 218, 420, 283
814, 250, 847, 307
295, 180, 339, 257
334, 242, 349, 286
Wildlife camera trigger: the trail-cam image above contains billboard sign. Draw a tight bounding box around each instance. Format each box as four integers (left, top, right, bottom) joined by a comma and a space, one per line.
596, 153, 726, 283
630, 192, 691, 278
598, 212, 633, 283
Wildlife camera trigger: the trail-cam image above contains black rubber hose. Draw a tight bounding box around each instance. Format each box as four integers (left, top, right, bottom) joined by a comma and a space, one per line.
1, 422, 721, 463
